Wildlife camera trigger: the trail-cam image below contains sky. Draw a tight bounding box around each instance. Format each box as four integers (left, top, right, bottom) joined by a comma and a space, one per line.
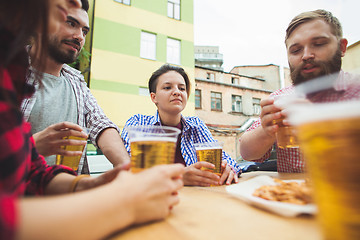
194, 0, 360, 72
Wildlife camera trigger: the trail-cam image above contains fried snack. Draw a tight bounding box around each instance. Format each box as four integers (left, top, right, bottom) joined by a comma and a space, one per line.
253, 178, 313, 205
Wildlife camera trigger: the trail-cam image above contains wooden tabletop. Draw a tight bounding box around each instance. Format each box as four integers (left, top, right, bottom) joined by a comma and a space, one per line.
109, 171, 322, 240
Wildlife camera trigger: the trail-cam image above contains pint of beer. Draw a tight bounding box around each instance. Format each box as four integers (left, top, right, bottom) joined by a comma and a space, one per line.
273, 117, 299, 149
273, 95, 299, 149
289, 100, 360, 240
126, 125, 181, 173
194, 142, 223, 176
56, 134, 88, 172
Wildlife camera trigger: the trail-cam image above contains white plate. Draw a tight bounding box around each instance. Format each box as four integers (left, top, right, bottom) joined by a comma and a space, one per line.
226, 175, 317, 217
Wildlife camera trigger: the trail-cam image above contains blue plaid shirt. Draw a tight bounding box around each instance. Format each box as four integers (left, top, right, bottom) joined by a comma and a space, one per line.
121, 112, 241, 173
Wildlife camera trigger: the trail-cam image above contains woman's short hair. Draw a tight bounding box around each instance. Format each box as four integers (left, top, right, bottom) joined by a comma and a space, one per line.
285, 9, 343, 43
148, 64, 191, 96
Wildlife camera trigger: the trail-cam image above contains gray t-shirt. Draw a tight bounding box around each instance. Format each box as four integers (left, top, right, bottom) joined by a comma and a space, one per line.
28, 72, 78, 165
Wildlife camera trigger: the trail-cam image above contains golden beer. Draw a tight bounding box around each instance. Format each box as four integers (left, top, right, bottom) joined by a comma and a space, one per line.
273, 117, 299, 149
294, 104, 360, 239
195, 142, 222, 176
130, 138, 177, 173
56, 135, 86, 172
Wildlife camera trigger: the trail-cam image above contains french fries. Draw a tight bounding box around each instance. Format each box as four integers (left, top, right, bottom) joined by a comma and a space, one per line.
253, 178, 313, 205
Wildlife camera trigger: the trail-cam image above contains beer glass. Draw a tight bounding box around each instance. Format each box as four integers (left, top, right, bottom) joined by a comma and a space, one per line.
288, 79, 360, 240
273, 95, 299, 149
126, 125, 181, 173
194, 141, 223, 176
56, 128, 88, 172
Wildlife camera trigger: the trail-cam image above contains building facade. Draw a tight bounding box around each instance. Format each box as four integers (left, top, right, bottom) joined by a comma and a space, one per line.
343, 40, 360, 75
84, 0, 195, 128
194, 46, 224, 71
194, 65, 285, 159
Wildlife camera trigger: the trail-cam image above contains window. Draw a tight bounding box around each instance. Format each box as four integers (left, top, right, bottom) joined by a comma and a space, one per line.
253, 98, 261, 115
231, 77, 239, 85
211, 92, 222, 111
168, 0, 180, 20
140, 31, 156, 60
206, 72, 215, 81
167, 38, 181, 65
195, 89, 201, 109
232, 95, 242, 112
114, 0, 131, 5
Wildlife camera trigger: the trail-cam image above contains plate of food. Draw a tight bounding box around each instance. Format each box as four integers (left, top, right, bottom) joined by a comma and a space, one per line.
226, 175, 317, 217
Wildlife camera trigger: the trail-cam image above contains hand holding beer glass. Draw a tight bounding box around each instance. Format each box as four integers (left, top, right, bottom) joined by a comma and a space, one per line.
288, 75, 360, 240
56, 127, 89, 172
194, 141, 223, 176
126, 125, 180, 173
272, 95, 299, 149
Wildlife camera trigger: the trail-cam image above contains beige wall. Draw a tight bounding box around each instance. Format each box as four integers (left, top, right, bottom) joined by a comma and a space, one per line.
230, 65, 281, 91
343, 41, 360, 74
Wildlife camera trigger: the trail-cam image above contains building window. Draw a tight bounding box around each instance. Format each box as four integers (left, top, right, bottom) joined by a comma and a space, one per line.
232, 95, 242, 112
206, 72, 215, 81
168, 0, 180, 20
253, 98, 261, 115
114, 0, 131, 5
195, 89, 201, 109
231, 77, 239, 85
167, 38, 181, 65
140, 31, 156, 60
211, 92, 222, 111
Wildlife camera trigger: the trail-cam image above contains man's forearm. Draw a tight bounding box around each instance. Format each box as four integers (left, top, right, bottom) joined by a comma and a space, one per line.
240, 126, 275, 160
97, 128, 130, 166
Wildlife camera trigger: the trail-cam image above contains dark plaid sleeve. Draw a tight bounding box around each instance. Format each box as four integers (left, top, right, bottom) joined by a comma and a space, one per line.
25, 134, 76, 195
0, 195, 16, 240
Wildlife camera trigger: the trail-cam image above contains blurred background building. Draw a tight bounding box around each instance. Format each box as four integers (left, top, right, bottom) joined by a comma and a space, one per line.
194, 53, 290, 159
343, 40, 360, 74
82, 0, 195, 127
194, 46, 224, 71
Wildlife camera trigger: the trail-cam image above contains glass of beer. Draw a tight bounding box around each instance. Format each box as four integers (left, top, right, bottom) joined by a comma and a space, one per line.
126, 125, 181, 173
289, 100, 360, 240
194, 141, 223, 176
56, 128, 88, 172
273, 95, 299, 149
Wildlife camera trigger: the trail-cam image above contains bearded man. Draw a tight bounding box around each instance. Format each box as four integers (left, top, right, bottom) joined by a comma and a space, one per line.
21, 0, 130, 174
239, 9, 360, 172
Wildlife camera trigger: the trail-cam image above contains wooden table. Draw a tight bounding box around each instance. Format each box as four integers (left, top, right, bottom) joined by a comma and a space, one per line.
110, 171, 322, 240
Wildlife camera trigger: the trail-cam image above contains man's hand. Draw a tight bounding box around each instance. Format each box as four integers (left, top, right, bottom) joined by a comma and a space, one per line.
33, 122, 88, 157
259, 97, 283, 137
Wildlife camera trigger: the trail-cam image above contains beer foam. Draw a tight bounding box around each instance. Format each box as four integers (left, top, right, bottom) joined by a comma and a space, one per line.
130, 136, 177, 143
194, 142, 223, 150
288, 101, 360, 126
195, 146, 222, 151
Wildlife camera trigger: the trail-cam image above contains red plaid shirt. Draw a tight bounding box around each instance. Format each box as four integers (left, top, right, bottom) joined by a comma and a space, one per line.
245, 71, 360, 172
0, 57, 75, 239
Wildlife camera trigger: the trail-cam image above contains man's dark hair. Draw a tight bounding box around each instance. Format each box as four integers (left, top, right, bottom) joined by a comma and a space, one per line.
81, 0, 89, 12
148, 64, 191, 96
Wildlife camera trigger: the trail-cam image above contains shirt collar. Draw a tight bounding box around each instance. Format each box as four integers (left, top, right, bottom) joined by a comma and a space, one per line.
154, 111, 191, 132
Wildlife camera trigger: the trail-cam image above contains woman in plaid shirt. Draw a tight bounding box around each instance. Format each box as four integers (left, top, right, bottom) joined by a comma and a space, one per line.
0, 1, 184, 239
122, 64, 241, 187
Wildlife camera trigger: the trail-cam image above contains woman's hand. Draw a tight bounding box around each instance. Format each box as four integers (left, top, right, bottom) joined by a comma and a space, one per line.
219, 161, 239, 185
183, 162, 221, 187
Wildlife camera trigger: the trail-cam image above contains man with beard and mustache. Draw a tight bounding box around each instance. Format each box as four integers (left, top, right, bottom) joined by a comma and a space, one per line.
21, 0, 130, 174
239, 9, 360, 173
